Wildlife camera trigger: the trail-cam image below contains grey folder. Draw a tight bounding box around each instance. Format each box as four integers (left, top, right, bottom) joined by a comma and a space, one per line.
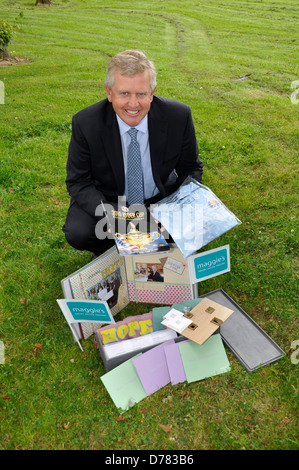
200, 289, 285, 372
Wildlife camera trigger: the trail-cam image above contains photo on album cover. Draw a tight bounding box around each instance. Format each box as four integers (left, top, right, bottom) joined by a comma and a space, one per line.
133, 261, 164, 283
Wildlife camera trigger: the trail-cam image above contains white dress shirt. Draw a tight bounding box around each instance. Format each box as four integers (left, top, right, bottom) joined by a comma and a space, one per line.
116, 114, 160, 201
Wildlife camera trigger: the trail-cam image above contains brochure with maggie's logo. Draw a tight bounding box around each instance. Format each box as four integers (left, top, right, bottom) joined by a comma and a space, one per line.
57, 299, 115, 351
188, 245, 231, 283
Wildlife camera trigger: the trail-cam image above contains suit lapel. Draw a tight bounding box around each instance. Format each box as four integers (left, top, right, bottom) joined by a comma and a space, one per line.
148, 99, 168, 196
102, 105, 125, 195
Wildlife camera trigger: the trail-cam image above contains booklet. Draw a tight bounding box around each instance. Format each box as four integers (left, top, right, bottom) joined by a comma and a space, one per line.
178, 334, 231, 383
102, 201, 169, 256
132, 339, 174, 396
100, 354, 147, 412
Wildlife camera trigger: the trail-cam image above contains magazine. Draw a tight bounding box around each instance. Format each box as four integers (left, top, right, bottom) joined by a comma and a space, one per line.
102, 201, 170, 256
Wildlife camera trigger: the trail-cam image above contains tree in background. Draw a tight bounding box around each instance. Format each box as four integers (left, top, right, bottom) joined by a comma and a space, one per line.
35, 0, 52, 5
0, 20, 16, 60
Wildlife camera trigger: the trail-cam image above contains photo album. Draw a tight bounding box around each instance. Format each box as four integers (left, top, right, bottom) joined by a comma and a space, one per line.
59, 244, 231, 344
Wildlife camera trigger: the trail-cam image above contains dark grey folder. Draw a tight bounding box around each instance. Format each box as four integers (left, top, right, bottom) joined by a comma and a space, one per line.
200, 289, 285, 372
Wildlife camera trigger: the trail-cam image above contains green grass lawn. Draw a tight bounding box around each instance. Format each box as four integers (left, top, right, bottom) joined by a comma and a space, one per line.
0, 0, 298, 450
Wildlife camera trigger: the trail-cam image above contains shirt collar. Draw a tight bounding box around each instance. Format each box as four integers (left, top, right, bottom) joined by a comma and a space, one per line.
116, 114, 148, 136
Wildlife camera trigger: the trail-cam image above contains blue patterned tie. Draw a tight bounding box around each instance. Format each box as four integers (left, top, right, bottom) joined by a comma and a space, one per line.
127, 127, 144, 205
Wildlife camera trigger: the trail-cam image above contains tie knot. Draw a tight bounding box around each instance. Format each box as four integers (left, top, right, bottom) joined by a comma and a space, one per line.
128, 128, 138, 140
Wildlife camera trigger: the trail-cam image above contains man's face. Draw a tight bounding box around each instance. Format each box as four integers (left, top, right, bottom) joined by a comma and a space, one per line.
105, 70, 155, 127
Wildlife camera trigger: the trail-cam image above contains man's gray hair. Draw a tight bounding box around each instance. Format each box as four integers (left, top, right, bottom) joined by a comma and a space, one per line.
105, 50, 157, 91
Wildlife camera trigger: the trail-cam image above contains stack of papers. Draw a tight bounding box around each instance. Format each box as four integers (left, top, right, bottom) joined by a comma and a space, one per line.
103, 329, 177, 360
161, 308, 193, 333
100, 334, 230, 411
152, 298, 203, 331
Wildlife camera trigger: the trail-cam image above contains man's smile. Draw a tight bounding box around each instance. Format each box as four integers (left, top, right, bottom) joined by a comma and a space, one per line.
125, 110, 140, 115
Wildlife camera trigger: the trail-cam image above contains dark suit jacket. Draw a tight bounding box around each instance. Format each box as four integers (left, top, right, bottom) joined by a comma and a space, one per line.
66, 95, 203, 217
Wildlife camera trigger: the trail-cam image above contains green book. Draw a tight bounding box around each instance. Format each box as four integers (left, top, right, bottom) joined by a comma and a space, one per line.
179, 334, 231, 383
100, 354, 146, 411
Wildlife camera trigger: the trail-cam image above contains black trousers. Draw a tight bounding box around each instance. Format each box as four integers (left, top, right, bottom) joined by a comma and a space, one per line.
62, 200, 115, 256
